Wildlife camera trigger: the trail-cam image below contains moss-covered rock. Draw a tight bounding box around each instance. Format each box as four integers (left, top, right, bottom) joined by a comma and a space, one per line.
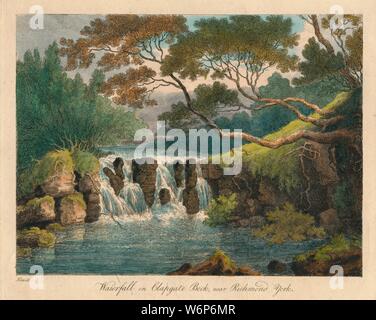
16, 246, 32, 258
40, 150, 75, 197
292, 234, 361, 276
168, 249, 261, 275
46, 223, 65, 233
17, 195, 55, 229
59, 192, 87, 226
17, 227, 56, 248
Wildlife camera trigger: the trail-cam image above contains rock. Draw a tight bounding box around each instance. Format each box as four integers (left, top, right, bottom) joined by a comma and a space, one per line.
58, 193, 86, 226
113, 157, 125, 180
17, 227, 56, 248
173, 161, 185, 188
78, 173, 101, 223
132, 159, 158, 207
168, 250, 261, 275
42, 170, 75, 198
201, 163, 223, 180
249, 215, 266, 228
84, 192, 101, 223
258, 177, 289, 207
183, 188, 200, 214
267, 260, 287, 273
182, 161, 200, 214
159, 188, 171, 205
185, 162, 197, 188
319, 208, 340, 234
292, 247, 362, 276
103, 167, 124, 196
238, 219, 250, 228
17, 196, 55, 229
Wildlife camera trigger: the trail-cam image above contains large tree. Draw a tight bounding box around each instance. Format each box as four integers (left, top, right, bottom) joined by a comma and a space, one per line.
60, 14, 361, 149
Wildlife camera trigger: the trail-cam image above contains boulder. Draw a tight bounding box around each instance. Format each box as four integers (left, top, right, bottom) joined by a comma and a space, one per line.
320, 208, 340, 234
103, 167, 124, 196
58, 193, 86, 226
267, 260, 287, 273
78, 173, 101, 223
249, 215, 266, 228
42, 170, 75, 198
185, 162, 198, 188
292, 247, 361, 276
113, 157, 125, 180
183, 188, 200, 214
173, 161, 185, 188
168, 250, 261, 275
159, 188, 171, 205
201, 163, 223, 180
17, 227, 56, 248
17, 196, 55, 229
132, 159, 158, 207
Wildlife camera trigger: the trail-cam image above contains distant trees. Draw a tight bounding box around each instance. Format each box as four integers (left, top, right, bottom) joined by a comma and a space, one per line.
17, 42, 145, 172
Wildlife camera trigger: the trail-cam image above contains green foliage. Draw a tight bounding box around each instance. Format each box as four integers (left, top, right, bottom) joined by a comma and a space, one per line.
159, 81, 242, 129
215, 73, 344, 139
17, 42, 145, 173
17, 148, 100, 199
293, 37, 345, 86
242, 91, 352, 192
18, 150, 74, 199
163, 15, 298, 80
71, 149, 100, 175
253, 203, 325, 244
334, 182, 354, 219
295, 234, 361, 262
204, 193, 238, 226
62, 193, 87, 210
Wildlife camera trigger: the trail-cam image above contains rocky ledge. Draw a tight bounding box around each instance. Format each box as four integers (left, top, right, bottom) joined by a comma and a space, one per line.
167, 249, 261, 276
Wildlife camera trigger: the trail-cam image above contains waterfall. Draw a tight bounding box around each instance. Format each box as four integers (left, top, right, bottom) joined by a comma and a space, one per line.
196, 163, 212, 210
98, 154, 212, 219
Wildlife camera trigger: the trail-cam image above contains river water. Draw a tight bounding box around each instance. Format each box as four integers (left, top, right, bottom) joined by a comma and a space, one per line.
17, 145, 323, 275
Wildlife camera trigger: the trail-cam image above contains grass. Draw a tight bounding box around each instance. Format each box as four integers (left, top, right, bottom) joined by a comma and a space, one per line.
61, 192, 87, 209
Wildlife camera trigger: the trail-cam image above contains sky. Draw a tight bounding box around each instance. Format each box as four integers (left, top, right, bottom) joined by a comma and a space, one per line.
16, 14, 312, 129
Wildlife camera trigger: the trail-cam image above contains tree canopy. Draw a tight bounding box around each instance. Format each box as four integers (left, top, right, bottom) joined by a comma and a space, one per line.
59, 14, 362, 149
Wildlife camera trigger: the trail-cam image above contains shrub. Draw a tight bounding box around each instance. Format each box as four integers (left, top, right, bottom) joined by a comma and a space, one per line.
253, 202, 325, 244
204, 193, 238, 226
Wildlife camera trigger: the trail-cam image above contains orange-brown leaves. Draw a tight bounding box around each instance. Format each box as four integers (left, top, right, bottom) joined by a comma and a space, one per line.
101, 66, 157, 107
60, 14, 187, 71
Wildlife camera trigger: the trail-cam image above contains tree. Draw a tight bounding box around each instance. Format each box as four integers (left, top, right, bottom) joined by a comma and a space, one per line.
60, 15, 361, 149
297, 14, 362, 88
17, 42, 145, 172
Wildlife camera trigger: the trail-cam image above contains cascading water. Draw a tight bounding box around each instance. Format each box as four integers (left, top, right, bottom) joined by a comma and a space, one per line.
99, 154, 212, 220
196, 163, 212, 210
